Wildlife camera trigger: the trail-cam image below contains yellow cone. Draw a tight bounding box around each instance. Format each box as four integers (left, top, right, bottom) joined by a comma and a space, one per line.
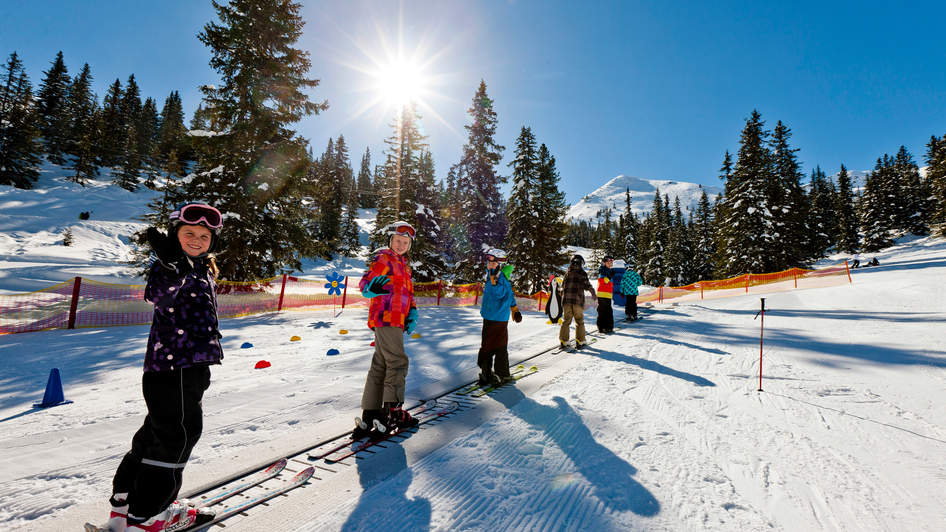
411, 333, 422, 339
339, 329, 348, 334
290, 335, 301, 341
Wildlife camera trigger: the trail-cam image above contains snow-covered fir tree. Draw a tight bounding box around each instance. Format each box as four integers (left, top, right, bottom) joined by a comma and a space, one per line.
834, 164, 859, 253
161, 0, 329, 280
505, 126, 542, 292
35, 51, 72, 166
690, 189, 714, 280
452, 80, 506, 283
768, 120, 808, 270
533, 143, 571, 285
893, 146, 929, 235
716, 110, 776, 276
614, 188, 640, 269
98, 79, 124, 168
0, 52, 43, 189
858, 156, 895, 252
338, 155, 361, 259
65, 63, 100, 185
664, 196, 693, 286
806, 165, 837, 259
925, 135, 946, 234
411, 149, 451, 281
640, 190, 669, 284
356, 146, 375, 209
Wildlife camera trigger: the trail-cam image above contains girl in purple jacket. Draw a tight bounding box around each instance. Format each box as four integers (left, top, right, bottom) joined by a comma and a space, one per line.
95, 203, 224, 532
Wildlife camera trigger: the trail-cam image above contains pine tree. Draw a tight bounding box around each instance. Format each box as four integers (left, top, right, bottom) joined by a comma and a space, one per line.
66, 63, 100, 185
806, 165, 836, 259
691, 190, 714, 280
35, 51, 72, 166
925, 135, 946, 234
534, 143, 571, 285
834, 164, 858, 253
664, 197, 692, 285
641, 190, 669, 284
411, 149, 451, 281
858, 157, 894, 252
338, 157, 362, 259
356, 146, 374, 208
370, 101, 428, 250
716, 110, 775, 276
769, 120, 808, 269
893, 146, 928, 235
98, 79, 124, 168
0, 52, 43, 188
163, 0, 329, 280
505, 126, 541, 292
452, 80, 506, 283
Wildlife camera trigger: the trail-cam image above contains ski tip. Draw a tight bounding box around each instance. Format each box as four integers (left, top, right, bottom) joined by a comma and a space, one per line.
295, 466, 316, 482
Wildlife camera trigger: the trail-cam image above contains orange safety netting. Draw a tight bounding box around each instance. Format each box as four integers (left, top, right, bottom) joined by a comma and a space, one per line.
637, 262, 851, 304
1, 262, 850, 335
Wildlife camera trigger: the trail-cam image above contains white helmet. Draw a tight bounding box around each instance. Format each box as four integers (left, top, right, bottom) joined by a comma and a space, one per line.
386, 220, 416, 239
486, 248, 507, 263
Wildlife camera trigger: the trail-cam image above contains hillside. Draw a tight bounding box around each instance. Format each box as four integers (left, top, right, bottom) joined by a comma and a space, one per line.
566, 174, 723, 223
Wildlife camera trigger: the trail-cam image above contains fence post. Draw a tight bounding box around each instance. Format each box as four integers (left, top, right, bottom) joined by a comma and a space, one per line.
67, 277, 82, 329
659, 286, 663, 304
437, 280, 442, 306
539, 291, 545, 312
845, 260, 852, 283
700, 282, 704, 299
474, 283, 480, 306
793, 268, 798, 289
276, 274, 288, 314
745, 274, 750, 293
342, 276, 349, 308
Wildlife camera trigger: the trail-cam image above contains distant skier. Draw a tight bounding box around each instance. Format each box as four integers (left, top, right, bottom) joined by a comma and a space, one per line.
620, 266, 643, 321
596, 255, 616, 333
851, 253, 861, 269
98, 202, 224, 532
476, 248, 522, 387
559, 254, 597, 350
353, 221, 420, 440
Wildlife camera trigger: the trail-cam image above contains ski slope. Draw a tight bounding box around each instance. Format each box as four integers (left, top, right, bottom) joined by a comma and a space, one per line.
2, 170, 946, 531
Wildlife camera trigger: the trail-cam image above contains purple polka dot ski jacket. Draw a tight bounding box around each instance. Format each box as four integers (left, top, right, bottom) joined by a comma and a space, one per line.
143, 260, 223, 372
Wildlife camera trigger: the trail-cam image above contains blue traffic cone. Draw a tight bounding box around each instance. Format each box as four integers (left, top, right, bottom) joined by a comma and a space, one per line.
33, 368, 74, 408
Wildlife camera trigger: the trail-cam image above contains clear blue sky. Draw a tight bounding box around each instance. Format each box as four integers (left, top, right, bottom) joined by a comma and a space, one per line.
3, 0, 944, 205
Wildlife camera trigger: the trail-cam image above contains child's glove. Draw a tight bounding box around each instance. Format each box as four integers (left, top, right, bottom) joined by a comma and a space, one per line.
147, 227, 193, 276
404, 308, 418, 335
500, 264, 514, 281
511, 305, 522, 323
362, 275, 390, 298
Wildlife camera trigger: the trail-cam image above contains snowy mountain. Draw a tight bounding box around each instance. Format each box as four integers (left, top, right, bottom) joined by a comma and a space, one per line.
566, 175, 723, 223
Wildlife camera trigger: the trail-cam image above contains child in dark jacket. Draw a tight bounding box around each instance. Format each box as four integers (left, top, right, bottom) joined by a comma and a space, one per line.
96, 203, 224, 532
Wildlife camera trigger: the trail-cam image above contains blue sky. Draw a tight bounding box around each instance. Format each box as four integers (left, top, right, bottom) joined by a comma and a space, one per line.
3, 0, 944, 205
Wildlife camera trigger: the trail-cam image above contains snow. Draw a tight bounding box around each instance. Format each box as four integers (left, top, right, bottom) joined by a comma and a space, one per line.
567, 174, 723, 223
3, 163, 946, 531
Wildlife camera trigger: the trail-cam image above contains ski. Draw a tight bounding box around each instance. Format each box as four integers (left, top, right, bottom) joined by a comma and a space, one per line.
564, 338, 596, 352
323, 401, 459, 464
192, 457, 287, 508
455, 365, 525, 396
83, 458, 289, 532
471, 365, 538, 397
307, 400, 437, 460
175, 466, 315, 530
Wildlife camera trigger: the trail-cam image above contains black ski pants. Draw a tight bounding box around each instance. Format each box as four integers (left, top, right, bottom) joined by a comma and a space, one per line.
597, 297, 614, 331
113, 365, 211, 519
625, 295, 638, 320
478, 319, 511, 379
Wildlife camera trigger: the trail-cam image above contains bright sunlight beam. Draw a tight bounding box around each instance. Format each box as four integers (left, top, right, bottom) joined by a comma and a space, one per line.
375, 60, 426, 109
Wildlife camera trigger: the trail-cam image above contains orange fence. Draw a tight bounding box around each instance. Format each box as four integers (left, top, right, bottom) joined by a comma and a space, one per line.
637, 261, 852, 304
0, 261, 851, 335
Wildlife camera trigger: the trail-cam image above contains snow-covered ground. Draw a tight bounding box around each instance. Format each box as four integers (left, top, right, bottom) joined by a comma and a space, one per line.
2, 166, 946, 531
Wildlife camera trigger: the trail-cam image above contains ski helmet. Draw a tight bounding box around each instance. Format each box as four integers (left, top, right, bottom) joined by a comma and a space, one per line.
168, 202, 223, 255
571, 254, 585, 266
386, 220, 417, 239
485, 248, 508, 263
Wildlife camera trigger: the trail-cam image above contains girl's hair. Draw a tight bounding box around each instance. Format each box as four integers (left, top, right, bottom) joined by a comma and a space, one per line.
207, 256, 219, 278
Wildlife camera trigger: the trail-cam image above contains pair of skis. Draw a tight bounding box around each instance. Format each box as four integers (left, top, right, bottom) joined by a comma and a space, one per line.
454, 364, 526, 396
470, 365, 538, 397
311, 401, 459, 464
84, 459, 314, 532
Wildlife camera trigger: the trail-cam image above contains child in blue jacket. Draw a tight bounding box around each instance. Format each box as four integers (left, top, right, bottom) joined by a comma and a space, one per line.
477, 249, 522, 386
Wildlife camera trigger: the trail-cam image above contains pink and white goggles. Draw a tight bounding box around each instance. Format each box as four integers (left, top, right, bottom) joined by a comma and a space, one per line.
171, 203, 223, 229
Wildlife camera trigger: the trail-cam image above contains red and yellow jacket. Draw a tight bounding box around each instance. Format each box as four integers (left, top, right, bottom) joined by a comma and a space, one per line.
597, 265, 614, 299
359, 248, 416, 330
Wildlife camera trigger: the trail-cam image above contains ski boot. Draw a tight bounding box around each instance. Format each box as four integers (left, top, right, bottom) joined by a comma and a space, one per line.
384, 401, 419, 431
352, 410, 379, 440
126, 501, 214, 532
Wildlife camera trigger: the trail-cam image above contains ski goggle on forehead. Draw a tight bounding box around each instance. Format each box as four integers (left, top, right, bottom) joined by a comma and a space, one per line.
171, 204, 223, 229
391, 223, 416, 239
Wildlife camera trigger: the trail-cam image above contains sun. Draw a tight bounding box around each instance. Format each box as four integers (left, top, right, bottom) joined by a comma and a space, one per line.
375, 60, 426, 109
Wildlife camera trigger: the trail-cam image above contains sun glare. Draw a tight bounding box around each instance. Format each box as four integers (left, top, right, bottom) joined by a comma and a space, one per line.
376, 61, 425, 108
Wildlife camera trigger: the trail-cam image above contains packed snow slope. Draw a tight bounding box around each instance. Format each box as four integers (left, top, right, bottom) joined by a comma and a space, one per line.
1, 235, 945, 531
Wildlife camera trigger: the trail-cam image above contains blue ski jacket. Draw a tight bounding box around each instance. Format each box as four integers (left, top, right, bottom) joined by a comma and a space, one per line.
480, 267, 517, 322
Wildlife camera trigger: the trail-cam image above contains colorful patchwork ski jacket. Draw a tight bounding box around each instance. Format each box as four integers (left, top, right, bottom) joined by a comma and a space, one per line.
360, 248, 416, 330
597, 265, 615, 299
